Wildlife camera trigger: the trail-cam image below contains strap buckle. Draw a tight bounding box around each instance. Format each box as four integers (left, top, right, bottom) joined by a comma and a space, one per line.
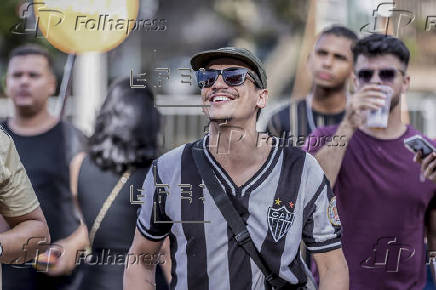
234, 229, 251, 245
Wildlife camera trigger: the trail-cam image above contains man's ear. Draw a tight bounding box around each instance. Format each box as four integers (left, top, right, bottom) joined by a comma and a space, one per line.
256, 89, 268, 109
401, 74, 410, 94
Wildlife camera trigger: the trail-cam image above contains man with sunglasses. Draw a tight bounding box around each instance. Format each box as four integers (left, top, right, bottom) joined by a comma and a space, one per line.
267, 25, 357, 142
125, 47, 349, 290
304, 34, 436, 289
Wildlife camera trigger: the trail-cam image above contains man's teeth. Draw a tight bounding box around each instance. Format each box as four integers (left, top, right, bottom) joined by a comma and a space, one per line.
213, 96, 230, 102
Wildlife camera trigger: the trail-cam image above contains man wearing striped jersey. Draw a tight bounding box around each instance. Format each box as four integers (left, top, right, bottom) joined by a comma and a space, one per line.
124, 47, 349, 290
267, 25, 357, 141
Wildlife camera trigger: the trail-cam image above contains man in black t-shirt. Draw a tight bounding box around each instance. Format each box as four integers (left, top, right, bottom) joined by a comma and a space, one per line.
267, 25, 357, 142
2, 44, 87, 290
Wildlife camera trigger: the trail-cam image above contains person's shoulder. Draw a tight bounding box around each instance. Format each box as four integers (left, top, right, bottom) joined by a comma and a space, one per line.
281, 141, 319, 168
282, 144, 319, 163
156, 142, 189, 166
280, 144, 325, 182
0, 119, 11, 136
0, 124, 11, 139
310, 124, 339, 137
59, 120, 84, 135
0, 124, 13, 148
270, 99, 305, 116
268, 103, 290, 121
294, 98, 306, 107
302, 150, 323, 172
0, 126, 12, 154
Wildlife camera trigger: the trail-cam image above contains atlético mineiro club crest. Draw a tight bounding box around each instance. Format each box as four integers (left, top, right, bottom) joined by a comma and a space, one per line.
267, 206, 294, 242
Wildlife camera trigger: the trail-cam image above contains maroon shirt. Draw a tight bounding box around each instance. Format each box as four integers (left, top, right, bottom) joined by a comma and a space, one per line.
304, 125, 436, 289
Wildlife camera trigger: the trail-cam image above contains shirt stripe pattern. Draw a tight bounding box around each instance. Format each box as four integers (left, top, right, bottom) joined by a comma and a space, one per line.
136, 136, 342, 289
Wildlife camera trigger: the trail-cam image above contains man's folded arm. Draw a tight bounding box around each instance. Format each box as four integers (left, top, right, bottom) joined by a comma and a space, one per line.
0, 134, 50, 263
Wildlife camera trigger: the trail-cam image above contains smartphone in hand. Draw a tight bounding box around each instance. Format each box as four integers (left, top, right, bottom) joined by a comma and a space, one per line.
404, 135, 436, 158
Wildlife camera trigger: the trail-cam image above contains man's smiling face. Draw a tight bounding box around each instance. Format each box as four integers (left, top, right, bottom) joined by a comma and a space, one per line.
200, 57, 267, 123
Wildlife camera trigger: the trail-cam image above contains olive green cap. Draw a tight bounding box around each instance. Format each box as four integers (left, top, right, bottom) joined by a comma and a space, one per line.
190, 47, 267, 89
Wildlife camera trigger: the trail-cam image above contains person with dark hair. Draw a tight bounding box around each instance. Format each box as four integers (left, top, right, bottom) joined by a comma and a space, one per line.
267, 25, 358, 142
304, 34, 436, 289
65, 77, 169, 290
124, 47, 349, 290
1, 43, 87, 289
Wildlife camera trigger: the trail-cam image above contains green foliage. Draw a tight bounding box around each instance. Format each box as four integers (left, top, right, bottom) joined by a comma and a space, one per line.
0, 1, 66, 98
0, 1, 59, 60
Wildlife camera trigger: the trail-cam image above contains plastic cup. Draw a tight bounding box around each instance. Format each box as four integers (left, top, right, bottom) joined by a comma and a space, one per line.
366, 85, 393, 128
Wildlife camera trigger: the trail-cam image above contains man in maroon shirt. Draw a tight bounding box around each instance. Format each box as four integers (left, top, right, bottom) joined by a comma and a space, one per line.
415, 145, 436, 284
304, 34, 436, 289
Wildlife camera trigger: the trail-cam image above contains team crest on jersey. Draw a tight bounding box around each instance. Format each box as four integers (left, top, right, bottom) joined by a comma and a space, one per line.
267, 206, 294, 242
327, 197, 341, 226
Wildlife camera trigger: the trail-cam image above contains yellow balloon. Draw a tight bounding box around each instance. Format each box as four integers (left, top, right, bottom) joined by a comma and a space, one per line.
34, 0, 139, 54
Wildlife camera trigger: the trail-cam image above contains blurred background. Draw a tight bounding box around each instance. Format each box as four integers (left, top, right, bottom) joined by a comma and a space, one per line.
0, 0, 436, 153
1, 0, 436, 288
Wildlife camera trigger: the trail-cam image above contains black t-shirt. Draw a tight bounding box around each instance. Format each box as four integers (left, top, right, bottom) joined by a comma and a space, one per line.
267, 99, 345, 140
2, 121, 85, 241
77, 155, 149, 251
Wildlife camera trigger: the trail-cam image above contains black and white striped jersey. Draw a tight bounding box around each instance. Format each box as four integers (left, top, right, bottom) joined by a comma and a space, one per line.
137, 135, 341, 289
267, 99, 345, 139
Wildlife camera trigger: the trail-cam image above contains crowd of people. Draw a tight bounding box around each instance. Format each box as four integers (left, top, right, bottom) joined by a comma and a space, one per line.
0, 25, 435, 290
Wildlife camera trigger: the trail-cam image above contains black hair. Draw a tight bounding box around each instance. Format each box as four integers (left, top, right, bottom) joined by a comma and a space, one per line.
352, 34, 410, 67
88, 77, 161, 174
9, 44, 54, 72
319, 25, 358, 45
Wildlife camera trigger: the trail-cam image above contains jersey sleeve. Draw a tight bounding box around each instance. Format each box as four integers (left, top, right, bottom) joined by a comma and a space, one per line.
0, 132, 39, 217
136, 160, 172, 241
302, 154, 342, 253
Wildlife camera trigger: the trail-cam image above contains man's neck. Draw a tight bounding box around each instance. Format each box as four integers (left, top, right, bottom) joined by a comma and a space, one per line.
359, 105, 407, 139
207, 121, 271, 173
9, 109, 59, 136
310, 85, 347, 114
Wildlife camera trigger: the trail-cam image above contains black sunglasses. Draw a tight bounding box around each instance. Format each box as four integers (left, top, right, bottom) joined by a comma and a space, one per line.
357, 68, 405, 84
196, 67, 262, 89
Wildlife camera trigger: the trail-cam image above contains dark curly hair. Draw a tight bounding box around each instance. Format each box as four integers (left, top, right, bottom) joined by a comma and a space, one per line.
352, 34, 410, 67
88, 77, 160, 174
